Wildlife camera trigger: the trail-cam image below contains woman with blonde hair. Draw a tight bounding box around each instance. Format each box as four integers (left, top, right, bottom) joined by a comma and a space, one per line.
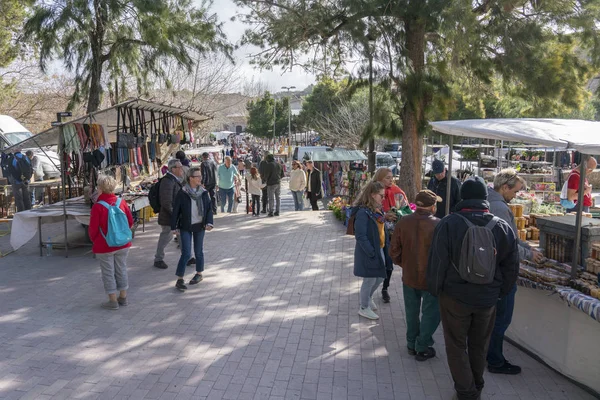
373, 167, 407, 303
289, 160, 307, 211
352, 180, 393, 320
89, 175, 134, 310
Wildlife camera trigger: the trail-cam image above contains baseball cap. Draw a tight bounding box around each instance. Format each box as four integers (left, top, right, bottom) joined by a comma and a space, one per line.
432, 159, 445, 174
415, 190, 442, 207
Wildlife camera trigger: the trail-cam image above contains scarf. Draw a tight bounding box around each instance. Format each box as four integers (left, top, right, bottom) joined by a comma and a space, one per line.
184, 184, 205, 223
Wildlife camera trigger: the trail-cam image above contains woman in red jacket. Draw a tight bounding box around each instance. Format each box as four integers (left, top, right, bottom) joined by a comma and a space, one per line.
373, 167, 408, 304
89, 175, 134, 310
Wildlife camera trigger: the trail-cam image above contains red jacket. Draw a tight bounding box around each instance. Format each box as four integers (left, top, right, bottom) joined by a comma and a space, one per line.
382, 184, 407, 212
88, 193, 134, 254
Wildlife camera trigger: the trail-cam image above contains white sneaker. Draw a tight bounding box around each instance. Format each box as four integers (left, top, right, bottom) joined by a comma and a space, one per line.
369, 298, 378, 311
358, 307, 379, 320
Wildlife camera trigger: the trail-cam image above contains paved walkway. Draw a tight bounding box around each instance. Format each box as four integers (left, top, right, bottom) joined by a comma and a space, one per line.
0, 182, 595, 400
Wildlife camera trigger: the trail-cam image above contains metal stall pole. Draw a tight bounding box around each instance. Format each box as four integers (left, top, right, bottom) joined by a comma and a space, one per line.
445, 135, 454, 217
59, 126, 69, 257
571, 155, 588, 279
500, 140, 504, 170
478, 140, 482, 177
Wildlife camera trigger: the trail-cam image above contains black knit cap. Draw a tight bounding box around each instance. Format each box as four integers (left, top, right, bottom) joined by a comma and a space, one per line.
460, 176, 488, 200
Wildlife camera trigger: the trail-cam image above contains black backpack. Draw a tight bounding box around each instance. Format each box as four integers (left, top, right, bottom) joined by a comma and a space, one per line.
148, 177, 163, 213
12, 154, 33, 182
451, 214, 500, 285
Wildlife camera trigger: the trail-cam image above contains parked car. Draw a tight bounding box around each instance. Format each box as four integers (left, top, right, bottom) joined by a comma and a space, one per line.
376, 152, 398, 175
0, 115, 61, 179
383, 142, 402, 160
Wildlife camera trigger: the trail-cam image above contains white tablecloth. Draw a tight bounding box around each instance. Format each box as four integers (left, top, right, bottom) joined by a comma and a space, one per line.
9, 195, 150, 251
10, 197, 91, 250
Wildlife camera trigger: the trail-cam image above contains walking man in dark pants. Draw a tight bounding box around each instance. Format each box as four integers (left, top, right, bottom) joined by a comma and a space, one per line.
200, 152, 218, 214
487, 169, 544, 375
258, 155, 269, 213
427, 177, 519, 400
305, 160, 322, 210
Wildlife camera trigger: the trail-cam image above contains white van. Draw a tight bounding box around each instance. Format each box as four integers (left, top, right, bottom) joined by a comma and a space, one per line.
293, 146, 332, 161
0, 115, 61, 179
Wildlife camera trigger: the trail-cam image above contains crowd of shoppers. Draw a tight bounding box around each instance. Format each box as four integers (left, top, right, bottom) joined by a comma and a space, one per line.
352, 165, 532, 400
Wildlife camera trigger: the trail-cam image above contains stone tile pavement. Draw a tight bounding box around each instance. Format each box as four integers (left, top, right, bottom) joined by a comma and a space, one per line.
0, 183, 596, 400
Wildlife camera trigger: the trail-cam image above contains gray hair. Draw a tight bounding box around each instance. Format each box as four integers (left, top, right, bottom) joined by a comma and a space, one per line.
493, 168, 526, 190
97, 175, 118, 194
186, 166, 202, 184
168, 159, 181, 171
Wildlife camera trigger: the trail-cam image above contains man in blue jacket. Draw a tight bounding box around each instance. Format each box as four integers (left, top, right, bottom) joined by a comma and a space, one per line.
487, 169, 544, 375
427, 177, 519, 400
11, 150, 33, 212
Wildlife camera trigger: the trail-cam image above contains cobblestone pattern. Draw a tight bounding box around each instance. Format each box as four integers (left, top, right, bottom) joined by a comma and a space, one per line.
0, 182, 595, 400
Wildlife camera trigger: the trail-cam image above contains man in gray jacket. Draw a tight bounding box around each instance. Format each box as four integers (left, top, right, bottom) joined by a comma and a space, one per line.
486, 169, 544, 375
154, 159, 184, 269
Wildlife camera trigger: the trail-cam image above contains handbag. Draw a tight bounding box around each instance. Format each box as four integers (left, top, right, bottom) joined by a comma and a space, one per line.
346, 214, 355, 235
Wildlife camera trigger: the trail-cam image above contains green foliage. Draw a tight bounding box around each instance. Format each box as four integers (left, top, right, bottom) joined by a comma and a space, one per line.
246, 92, 291, 138
234, 0, 600, 198
0, 0, 31, 101
0, 0, 29, 67
297, 78, 348, 131
23, 0, 231, 112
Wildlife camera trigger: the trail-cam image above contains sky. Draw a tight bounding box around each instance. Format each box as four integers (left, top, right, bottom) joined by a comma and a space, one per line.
211, 0, 316, 92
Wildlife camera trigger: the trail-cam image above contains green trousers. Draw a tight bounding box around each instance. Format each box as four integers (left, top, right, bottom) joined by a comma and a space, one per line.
403, 284, 441, 353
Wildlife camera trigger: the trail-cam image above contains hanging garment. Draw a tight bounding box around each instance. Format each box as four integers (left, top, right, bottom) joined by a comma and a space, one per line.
62, 124, 80, 154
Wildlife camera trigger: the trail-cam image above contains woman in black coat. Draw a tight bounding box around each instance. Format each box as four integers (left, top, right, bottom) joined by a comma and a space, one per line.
171, 166, 214, 291
353, 181, 393, 320
305, 160, 322, 210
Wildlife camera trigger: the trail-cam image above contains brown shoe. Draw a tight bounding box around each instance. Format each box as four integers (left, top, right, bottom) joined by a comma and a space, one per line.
117, 297, 128, 306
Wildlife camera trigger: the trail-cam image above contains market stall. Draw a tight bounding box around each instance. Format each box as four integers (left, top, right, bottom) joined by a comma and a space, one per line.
310, 149, 368, 200
2, 99, 209, 256
430, 118, 600, 396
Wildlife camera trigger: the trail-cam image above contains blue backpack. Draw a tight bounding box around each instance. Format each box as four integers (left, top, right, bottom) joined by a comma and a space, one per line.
98, 198, 132, 247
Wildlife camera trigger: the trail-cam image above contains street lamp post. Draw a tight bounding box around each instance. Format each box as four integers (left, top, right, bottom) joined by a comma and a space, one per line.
281, 86, 296, 156
273, 98, 276, 154
366, 34, 377, 173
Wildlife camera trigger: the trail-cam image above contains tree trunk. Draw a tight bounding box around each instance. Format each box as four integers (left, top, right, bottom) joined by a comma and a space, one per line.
398, 18, 426, 201
87, 56, 103, 113
87, 0, 106, 113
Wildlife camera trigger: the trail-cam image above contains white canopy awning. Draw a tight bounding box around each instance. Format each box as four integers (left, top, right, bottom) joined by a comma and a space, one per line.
429, 118, 600, 154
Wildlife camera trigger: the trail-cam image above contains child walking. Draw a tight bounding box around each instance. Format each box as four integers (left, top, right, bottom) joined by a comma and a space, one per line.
248, 167, 266, 217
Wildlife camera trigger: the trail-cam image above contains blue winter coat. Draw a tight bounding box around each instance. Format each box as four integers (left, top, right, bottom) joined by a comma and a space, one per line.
353, 207, 393, 278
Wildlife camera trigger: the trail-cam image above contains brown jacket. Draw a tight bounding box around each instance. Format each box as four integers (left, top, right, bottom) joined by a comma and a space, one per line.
390, 209, 440, 290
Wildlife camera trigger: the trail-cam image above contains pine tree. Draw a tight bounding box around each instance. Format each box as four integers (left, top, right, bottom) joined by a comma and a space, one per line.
246, 92, 290, 138
234, 0, 600, 199
24, 0, 231, 113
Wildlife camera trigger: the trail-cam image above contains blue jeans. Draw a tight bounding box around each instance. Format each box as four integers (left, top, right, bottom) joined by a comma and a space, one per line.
291, 190, 304, 211
487, 284, 517, 367
219, 187, 234, 213
175, 230, 205, 278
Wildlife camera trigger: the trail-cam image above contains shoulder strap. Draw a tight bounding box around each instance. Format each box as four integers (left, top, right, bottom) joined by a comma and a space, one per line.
98, 200, 110, 210
115, 198, 122, 208
485, 216, 500, 230
454, 213, 474, 228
